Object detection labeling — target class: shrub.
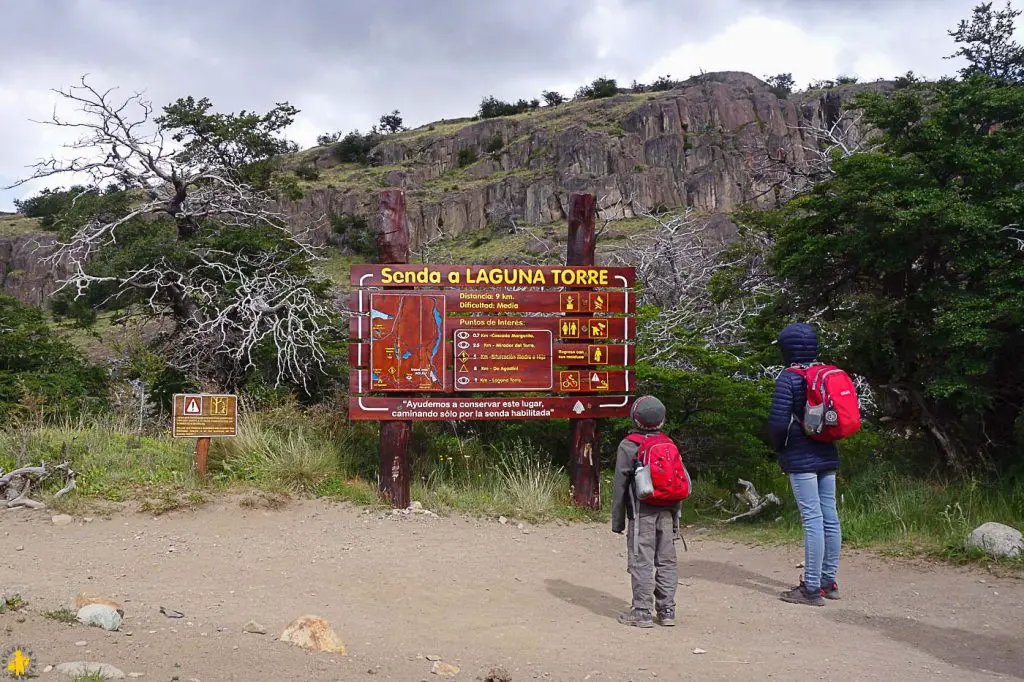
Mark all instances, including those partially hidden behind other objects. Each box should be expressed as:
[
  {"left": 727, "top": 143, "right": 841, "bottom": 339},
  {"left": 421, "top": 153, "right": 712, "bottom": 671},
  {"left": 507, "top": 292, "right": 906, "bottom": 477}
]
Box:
[
  {"left": 765, "top": 73, "right": 795, "bottom": 98},
  {"left": 294, "top": 164, "right": 319, "bottom": 180},
  {"left": 317, "top": 131, "right": 342, "bottom": 146},
  {"left": 836, "top": 74, "right": 859, "bottom": 85},
  {"left": 329, "top": 212, "right": 376, "bottom": 259},
  {"left": 457, "top": 148, "right": 478, "bottom": 167},
  {"left": 334, "top": 129, "right": 381, "bottom": 164},
  {"left": 479, "top": 96, "right": 539, "bottom": 119},
  {"left": 485, "top": 135, "right": 504, "bottom": 154},
  {"left": 649, "top": 75, "right": 677, "bottom": 92},
  {"left": 0, "top": 294, "right": 108, "bottom": 422}
]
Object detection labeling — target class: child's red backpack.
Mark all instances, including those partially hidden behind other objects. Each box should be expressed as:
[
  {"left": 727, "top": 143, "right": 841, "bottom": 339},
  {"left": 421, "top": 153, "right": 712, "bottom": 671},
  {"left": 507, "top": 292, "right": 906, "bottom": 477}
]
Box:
[
  {"left": 785, "top": 364, "right": 862, "bottom": 442},
  {"left": 626, "top": 432, "right": 691, "bottom": 505}
]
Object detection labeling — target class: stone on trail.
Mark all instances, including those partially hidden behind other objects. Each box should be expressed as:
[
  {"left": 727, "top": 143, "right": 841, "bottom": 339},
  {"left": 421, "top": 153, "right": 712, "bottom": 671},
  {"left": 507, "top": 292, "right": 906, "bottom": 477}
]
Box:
[
  {"left": 279, "top": 614, "right": 346, "bottom": 654},
  {"left": 56, "top": 661, "right": 126, "bottom": 679},
  {"left": 431, "top": 661, "right": 460, "bottom": 677},
  {"left": 243, "top": 619, "right": 267, "bottom": 634},
  {"left": 76, "top": 591, "right": 125, "bottom": 616},
  {"left": 485, "top": 666, "right": 512, "bottom": 682},
  {"left": 966, "top": 522, "right": 1024, "bottom": 559},
  {"left": 52, "top": 514, "right": 74, "bottom": 526},
  {"left": 77, "top": 603, "right": 122, "bottom": 631}
]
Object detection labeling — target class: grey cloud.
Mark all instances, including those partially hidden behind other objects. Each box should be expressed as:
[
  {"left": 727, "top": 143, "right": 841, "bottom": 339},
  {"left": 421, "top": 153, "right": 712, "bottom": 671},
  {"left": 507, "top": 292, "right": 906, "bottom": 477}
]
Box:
[{"left": 0, "top": 0, "right": 982, "bottom": 209}]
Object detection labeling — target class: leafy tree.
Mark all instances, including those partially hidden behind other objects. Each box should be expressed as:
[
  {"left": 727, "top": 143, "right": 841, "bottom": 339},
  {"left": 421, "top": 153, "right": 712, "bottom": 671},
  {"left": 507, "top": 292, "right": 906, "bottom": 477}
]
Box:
[
  {"left": 541, "top": 90, "right": 565, "bottom": 107},
  {"left": 157, "top": 96, "right": 299, "bottom": 191},
  {"left": 835, "top": 74, "right": 859, "bottom": 85},
  {"left": 0, "top": 294, "right": 108, "bottom": 421},
  {"left": 5, "top": 77, "right": 339, "bottom": 394},
  {"left": 766, "top": 71, "right": 1024, "bottom": 473},
  {"left": 575, "top": 77, "right": 619, "bottom": 100},
  {"left": 765, "top": 73, "right": 796, "bottom": 98},
  {"left": 946, "top": 0, "right": 1024, "bottom": 81},
  {"left": 317, "top": 131, "right": 342, "bottom": 146},
  {"left": 378, "top": 109, "right": 407, "bottom": 134},
  {"left": 648, "top": 75, "right": 677, "bottom": 92}
]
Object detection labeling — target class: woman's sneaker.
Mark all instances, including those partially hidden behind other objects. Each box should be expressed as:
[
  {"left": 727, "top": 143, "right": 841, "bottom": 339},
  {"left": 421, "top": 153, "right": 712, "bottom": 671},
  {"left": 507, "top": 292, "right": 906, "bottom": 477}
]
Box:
[
  {"left": 821, "top": 580, "right": 840, "bottom": 600},
  {"left": 779, "top": 584, "right": 825, "bottom": 606},
  {"left": 617, "top": 609, "right": 654, "bottom": 628},
  {"left": 655, "top": 609, "right": 676, "bottom": 627}
]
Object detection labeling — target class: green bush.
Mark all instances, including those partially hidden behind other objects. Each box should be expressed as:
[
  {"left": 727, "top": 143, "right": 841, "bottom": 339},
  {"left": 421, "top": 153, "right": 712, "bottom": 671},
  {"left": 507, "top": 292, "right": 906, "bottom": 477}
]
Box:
[
  {"left": 0, "top": 295, "right": 108, "bottom": 422},
  {"left": 478, "top": 96, "right": 539, "bottom": 119},
  {"left": 334, "top": 129, "right": 381, "bottom": 164},
  {"left": 329, "top": 212, "right": 376, "bottom": 259},
  {"left": 575, "top": 77, "right": 619, "bottom": 100},
  {"left": 294, "top": 164, "right": 319, "bottom": 180},
  {"left": 457, "top": 148, "right": 478, "bottom": 167}
]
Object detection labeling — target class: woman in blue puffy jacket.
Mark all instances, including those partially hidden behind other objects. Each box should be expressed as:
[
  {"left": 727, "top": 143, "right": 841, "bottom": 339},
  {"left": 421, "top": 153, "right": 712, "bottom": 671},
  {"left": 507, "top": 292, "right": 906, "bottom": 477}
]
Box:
[{"left": 767, "top": 322, "right": 842, "bottom": 606}]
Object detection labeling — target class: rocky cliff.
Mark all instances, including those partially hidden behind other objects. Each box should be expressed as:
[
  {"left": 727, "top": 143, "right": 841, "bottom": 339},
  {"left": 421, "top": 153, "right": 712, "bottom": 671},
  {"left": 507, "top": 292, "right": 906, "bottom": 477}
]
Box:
[
  {"left": 279, "top": 71, "right": 888, "bottom": 248},
  {"left": 1, "top": 72, "right": 888, "bottom": 305}
]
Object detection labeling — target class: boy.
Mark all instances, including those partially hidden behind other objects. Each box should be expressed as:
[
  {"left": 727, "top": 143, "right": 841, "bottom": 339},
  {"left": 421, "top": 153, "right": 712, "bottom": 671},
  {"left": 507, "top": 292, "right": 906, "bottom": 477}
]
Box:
[{"left": 611, "top": 395, "right": 681, "bottom": 628}]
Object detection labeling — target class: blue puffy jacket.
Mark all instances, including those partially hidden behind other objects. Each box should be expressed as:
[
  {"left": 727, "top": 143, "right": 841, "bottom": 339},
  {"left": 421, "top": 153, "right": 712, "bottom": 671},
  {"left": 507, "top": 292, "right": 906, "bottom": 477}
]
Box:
[{"left": 767, "top": 323, "right": 840, "bottom": 474}]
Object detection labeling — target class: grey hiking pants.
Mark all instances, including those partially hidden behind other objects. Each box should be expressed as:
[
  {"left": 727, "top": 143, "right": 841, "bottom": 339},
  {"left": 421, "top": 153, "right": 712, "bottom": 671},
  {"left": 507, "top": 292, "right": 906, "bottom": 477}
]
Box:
[{"left": 626, "top": 506, "right": 678, "bottom": 613}]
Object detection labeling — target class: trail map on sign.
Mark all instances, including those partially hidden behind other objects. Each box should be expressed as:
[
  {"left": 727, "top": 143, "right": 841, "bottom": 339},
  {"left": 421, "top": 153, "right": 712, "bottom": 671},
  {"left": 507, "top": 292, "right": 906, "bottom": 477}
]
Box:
[{"left": 369, "top": 293, "right": 446, "bottom": 392}]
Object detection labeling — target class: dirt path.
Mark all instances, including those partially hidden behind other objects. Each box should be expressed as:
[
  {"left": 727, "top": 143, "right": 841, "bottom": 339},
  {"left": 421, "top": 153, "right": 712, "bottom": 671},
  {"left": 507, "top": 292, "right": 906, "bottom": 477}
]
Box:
[{"left": 2, "top": 497, "right": 1022, "bottom": 681}]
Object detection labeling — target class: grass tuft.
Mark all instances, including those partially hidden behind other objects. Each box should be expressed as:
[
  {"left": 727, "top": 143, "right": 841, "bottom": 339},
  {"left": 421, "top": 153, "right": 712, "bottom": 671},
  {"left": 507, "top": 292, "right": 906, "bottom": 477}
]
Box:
[{"left": 43, "top": 606, "right": 78, "bottom": 624}]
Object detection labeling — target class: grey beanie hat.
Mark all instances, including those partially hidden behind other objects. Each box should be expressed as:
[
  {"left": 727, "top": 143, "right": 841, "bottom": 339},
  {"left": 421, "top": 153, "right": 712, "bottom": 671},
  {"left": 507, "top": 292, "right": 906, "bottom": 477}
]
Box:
[{"left": 631, "top": 395, "right": 666, "bottom": 430}]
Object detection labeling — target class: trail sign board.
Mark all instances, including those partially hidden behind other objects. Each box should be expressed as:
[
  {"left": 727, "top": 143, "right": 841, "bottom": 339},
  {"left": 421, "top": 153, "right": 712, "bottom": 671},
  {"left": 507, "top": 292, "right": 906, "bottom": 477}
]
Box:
[
  {"left": 172, "top": 394, "right": 238, "bottom": 438},
  {"left": 348, "top": 262, "right": 637, "bottom": 420}
]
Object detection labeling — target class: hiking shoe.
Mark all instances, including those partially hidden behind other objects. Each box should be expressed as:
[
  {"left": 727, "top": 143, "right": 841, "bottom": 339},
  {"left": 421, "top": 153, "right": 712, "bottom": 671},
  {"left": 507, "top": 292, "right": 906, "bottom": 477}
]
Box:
[
  {"left": 655, "top": 610, "right": 676, "bottom": 627},
  {"left": 617, "top": 609, "right": 654, "bottom": 628},
  {"left": 779, "top": 585, "right": 825, "bottom": 607},
  {"left": 821, "top": 580, "right": 840, "bottom": 600}
]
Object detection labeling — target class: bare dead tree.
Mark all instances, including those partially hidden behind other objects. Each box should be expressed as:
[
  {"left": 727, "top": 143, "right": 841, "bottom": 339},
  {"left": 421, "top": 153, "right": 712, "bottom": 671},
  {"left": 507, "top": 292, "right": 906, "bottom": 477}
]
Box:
[
  {"left": 743, "top": 108, "right": 879, "bottom": 205},
  {"left": 0, "top": 442, "right": 77, "bottom": 510},
  {"left": 611, "top": 201, "right": 779, "bottom": 368},
  {"left": 4, "top": 76, "right": 334, "bottom": 390}
]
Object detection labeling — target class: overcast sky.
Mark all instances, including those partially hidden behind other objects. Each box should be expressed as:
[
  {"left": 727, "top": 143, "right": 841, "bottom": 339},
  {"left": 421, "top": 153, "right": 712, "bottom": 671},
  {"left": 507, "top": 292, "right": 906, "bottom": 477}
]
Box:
[{"left": 0, "top": 0, "right": 1008, "bottom": 211}]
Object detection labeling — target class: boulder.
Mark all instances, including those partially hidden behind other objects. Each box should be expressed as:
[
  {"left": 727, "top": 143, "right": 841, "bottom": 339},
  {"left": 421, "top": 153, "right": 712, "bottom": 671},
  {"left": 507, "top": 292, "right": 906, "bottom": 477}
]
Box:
[
  {"left": 966, "top": 522, "right": 1024, "bottom": 559},
  {"left": 431, "top": 661, "right": 460, "bottom": 677},
  {"left": 279, "top": 615, "right": 346, "bottom": 654},
  {"left": 77, "top": 604, "right": 122, "bottom": 631}
]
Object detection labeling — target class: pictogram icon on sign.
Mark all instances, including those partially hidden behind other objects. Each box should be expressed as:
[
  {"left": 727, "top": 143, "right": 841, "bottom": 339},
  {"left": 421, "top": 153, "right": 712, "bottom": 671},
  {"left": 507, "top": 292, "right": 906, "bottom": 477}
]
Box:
[
  {"left": 590, "top": 320, "right": 608, "bottom": 338},
  {"left": 184, "top": 397, "right": 201, "bottom": 415},
  {"left": 589, "top": 293, "right": 605, "bottom": 311},
  {"left": 560, "top": 293, "right": 579, "bottom": 312},
  {"left": 560, "top": 320, "right": 580, "bottom": 338},
  {"left": 589, "top": 345, "right": 609, "bottom": 364},
  {"left": 590, "top": 372, "right": 609, "bottom": 391},
  {"left": 560, "top": 371, "right": 580, "bottom": 390},
  {"left": 572, "top": 400, "right": 586, "bottom": 415}
]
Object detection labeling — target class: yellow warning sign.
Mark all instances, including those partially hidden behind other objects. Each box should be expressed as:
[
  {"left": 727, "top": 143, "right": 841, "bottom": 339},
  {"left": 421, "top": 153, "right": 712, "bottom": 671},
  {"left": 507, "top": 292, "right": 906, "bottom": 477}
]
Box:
[{"left": 172, "top": 394, "right": 238, "bottom": 439}]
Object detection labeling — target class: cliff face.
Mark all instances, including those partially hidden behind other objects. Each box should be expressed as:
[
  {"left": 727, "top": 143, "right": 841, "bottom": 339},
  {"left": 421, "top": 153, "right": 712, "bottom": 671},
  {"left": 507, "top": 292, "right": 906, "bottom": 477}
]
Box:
[
  {"left": 0, "top": 231, "right": 67, "bottom": 307},
  {"left": 279, "top": 72, "right": 887, "bottom": 248}
]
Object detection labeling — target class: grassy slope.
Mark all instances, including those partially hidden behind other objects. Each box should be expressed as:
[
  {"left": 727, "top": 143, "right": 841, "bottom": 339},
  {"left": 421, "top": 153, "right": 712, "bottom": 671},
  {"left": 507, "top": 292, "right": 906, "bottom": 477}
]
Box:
[{"left": 0, "top": 214, "right": 42, "bottom": 236}]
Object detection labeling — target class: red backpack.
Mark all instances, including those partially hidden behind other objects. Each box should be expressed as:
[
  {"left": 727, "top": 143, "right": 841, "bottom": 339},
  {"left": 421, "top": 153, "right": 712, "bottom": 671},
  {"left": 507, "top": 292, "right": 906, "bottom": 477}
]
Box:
[
  {"left": 626, "top": 433, "right": 691, "bottom": 505},
  {"left": 785, "top": 364, "right": 862, "bottom": 442}
]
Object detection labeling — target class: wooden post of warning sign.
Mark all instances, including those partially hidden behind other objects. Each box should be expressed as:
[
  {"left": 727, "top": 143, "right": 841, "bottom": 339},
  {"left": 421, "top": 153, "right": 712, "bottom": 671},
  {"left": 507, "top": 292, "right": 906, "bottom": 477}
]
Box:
[
  {"left": 376, "top": 188, "right": 413, "bottom": 509},
  {"left": 566, "top": 192, "right": 602, "bottom": 509}
]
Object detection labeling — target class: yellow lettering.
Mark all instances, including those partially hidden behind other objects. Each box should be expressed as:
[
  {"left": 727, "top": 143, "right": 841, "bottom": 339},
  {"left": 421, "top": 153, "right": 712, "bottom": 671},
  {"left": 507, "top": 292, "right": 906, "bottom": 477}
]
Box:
[{"left": 380, "top": 267, "right": 394, "bottom": 284}]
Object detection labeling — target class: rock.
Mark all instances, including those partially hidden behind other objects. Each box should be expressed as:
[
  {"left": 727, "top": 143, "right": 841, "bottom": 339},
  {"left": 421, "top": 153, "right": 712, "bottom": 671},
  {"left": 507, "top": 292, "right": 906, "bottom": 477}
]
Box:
[
  {"left": 431, "top": 661, "right": 460, "bottom": 677},
  {"left": 55, "top": 661, "right": 126, "bottom": 679},
  {"left": 692, "top": 648, "right": 707, "bottom": 655},
  {"left": 279, "top": 615, "right": 346, "bottom": 654},
  {"left": 52, "top": 514, "right": 73, "bottom": 526},
  {"left": 498, "top": 516, "right": 508, "bottom": 525},
  {"left": 15, "top": 545, "right": 23, "bottom": 551},
  {"left": 77, "top": 604, "right": 122, "bottom": 631},
  {"left": 966, "top": 522, "right": 1024, "bottom": 559},
  {"left": 44, "top": 666, "right": 53, "bottom": 673},
  {"left": 485, "top": 666, "right": 512, "bottom": 682},
  {"left": 243, "top": 620, "right": 267, "bottom": 634},
  {"left": 426, "top": 655, "right": 442, "bottom": 661},
  {"left": 410, "top": 501, "right": 423, "bottom": 511},
  {"left": 128, "top": 674, "right": 145, "bottom": 679},
  {"left": 74, "top": 641, "right": 88, "bottom": 647},
  {"left": 76, "top": 592, "right": 125, "bottom": 617}
]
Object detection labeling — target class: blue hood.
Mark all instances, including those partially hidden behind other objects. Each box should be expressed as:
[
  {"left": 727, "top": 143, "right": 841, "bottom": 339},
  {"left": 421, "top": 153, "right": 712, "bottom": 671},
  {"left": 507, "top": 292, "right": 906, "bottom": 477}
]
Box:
[{"left": 777, "top": 323, "right": 818, "bottom": 365}]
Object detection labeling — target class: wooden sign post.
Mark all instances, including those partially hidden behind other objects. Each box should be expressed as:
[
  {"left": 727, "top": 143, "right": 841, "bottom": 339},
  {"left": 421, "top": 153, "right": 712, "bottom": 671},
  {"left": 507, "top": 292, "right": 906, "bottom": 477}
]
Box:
[
  {"left": 171, "top": 393, "right": 238, "bottom": 478},
  {"left": 376, "top": 189, "right": 413, "bottom": 509},
  {"left": 349, "top": 190, "right": 636, "bottom": 510}
]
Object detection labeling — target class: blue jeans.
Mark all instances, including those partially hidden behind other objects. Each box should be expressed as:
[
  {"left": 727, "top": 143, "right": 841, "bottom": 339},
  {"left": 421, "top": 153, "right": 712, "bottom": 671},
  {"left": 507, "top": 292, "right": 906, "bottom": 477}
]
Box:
[{"left": 789, "top": 472, "right": 841, "bottom": 592}]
